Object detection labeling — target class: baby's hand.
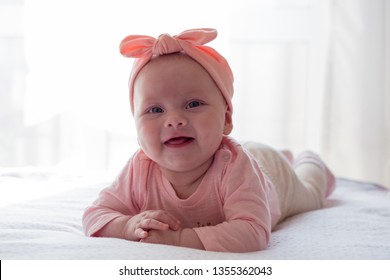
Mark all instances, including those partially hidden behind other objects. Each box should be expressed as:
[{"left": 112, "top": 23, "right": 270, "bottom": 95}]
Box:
[
  {"left": 125, "top": 210, "right": 181, "bottom": 241},
  {"left": 140, "top": 228, "right": 181, "bottom": 246}
]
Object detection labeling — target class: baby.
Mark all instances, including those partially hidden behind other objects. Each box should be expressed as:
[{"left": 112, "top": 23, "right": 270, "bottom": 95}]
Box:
[{"left": 82, "top": 28, "right": 335, "bottom": 252}]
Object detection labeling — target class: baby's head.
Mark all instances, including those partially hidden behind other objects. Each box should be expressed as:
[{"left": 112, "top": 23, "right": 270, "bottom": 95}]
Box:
[
  {"left": 120, "top": 28, "right": 234, "bottom": 116},
  {"left": 120, "top": 29, "right": 234, "bottom": 173}
]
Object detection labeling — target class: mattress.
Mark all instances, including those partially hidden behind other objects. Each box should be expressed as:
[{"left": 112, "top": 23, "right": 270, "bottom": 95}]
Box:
[{"left": 0, "top": 169, "right": 389, "bottom": 260}]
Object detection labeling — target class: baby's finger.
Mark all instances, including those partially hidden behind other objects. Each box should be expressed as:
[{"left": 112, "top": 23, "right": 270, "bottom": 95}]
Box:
[
  {"left": 147, "top": 211, "right": 181, "bottom": 230},
  {"left": 134, "top": 227, "right": 148, "bottom": 239},
  {"left": 140, "top": 218, "right": 169, "bottom": 231}
]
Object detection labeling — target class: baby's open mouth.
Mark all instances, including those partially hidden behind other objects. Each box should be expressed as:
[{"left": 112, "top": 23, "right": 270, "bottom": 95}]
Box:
[{"left": 164, "top": 137, "right": 194, "bottom": 146}]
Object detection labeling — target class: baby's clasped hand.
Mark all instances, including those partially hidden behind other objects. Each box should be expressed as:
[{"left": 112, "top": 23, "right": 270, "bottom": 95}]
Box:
[
  {"left": 125, "top": 210, "right": 181, "bottom": 241},
  {"left": 140, "top": 228, "right": 182, "bottom": 246}
]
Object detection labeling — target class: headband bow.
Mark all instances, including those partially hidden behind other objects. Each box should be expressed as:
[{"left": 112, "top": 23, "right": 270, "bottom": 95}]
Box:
[{"left": 120, "top": 28, "right": 234, "bottom": 115}]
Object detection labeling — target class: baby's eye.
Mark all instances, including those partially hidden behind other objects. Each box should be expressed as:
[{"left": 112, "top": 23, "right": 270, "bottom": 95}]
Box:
[
  {"left": 186, "top": 100, "right": 203, "bottom": 109},
  {"left": 148, "top": 107, "right": 164, "bottom": 114}
]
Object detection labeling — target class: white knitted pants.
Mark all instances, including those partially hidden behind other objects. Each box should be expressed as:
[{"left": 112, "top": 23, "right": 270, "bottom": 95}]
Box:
[{"left": 243, "top": 142, "right": 331, "bottom": 224}]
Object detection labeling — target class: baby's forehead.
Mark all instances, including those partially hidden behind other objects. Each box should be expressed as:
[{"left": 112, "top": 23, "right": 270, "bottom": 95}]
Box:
[
  {"left": 136, "top": 52, "right": 212, "bottom": 84},
  {"left": 134, "top": 52, "right": 224, "bottom": 101}
]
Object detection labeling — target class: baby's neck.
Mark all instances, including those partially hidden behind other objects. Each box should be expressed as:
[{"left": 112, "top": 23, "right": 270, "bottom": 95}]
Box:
[{"left": 160, "top": 157, "right": 214, "bottom": 199}]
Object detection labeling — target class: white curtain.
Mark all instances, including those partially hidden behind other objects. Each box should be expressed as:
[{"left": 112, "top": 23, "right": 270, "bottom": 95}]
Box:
[
  {"left": 324, "top": 0, "right": 389, "bottom": 188},
  {"left": 227, "top": 0, "right": 389, "bottom": 188},
  {"left": 5, "top": 0, "right": 389, "bottom": 187}
]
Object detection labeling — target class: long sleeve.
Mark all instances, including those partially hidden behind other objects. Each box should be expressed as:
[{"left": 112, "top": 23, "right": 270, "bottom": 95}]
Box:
[
  {"left": 82, "top": 152, "right": 147, "bottom": 237},
  {"left": 193, "top": 141, "right": 278, "bottom": 252}
]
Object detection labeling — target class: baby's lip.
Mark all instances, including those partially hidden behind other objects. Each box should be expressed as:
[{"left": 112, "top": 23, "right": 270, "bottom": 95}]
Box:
[{"left": 164, "top": 136, "right": 195, "bottom": 146}]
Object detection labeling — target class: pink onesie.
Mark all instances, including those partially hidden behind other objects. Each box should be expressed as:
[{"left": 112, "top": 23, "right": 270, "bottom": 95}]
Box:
[{"left": 82, "top": 136, "right": 281, "bottom": 252}]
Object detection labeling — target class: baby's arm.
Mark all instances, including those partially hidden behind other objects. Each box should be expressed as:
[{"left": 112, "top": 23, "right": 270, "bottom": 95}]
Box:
[
  {"left": 141, "top": 228, "right": 205, "bottom": 250},
  {"left": 95, "top": 210, "right": 181, "bottom": 241},
  {"left": 83, "top": 154, "right": 184, "bottom": 241}
]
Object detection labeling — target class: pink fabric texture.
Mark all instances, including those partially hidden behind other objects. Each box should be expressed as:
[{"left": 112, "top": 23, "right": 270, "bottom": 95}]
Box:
[
  {"left": 119, "top": 28, "right": 234, "bottom": 115},
  {"left": 83, "top": 136, "right": 280, "bottom": 252}
]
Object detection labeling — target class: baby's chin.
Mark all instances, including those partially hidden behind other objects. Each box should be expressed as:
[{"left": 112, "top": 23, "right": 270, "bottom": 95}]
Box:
[{"left": 158, "top": 155, "right": 215, "bottom": 174}]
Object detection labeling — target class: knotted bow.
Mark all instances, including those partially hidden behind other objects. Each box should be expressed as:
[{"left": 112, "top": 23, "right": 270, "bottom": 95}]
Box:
[
  {"left": 120, "top": 28, "right": 234, "bottom": 115},
  {"left": 120, "top": 28, "right": 217, "bottom": 57}
]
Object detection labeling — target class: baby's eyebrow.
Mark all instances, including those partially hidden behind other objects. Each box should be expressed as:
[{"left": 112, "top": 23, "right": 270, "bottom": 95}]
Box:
[{"left": 136, "top": 95, "right": 163, "bottom": 105}]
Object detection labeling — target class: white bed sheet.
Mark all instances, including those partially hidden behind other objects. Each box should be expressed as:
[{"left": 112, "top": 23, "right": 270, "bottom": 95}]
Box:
[{"left": 0, "top": 173, "right": 389, "bottom": 260}]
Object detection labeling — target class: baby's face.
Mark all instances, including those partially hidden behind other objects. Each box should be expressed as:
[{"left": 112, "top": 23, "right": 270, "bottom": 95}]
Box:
[{"left": 133, "top": 54, "right": 232, "bottom": 174}]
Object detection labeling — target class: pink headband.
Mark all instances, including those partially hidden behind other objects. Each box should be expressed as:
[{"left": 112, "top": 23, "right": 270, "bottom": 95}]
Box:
[{"left": 119, "top": 28, "right": 234, "bottom": 115}]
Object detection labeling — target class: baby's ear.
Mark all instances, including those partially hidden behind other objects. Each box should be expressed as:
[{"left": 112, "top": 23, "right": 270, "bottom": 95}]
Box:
[{"left": 223, "top": 108, "right": 233, "bottom": 135}]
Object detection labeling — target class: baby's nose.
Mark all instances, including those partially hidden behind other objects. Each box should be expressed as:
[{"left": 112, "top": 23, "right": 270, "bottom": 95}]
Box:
[{"left": 164, "top": 112, "right": 188, "bottom": 128}]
